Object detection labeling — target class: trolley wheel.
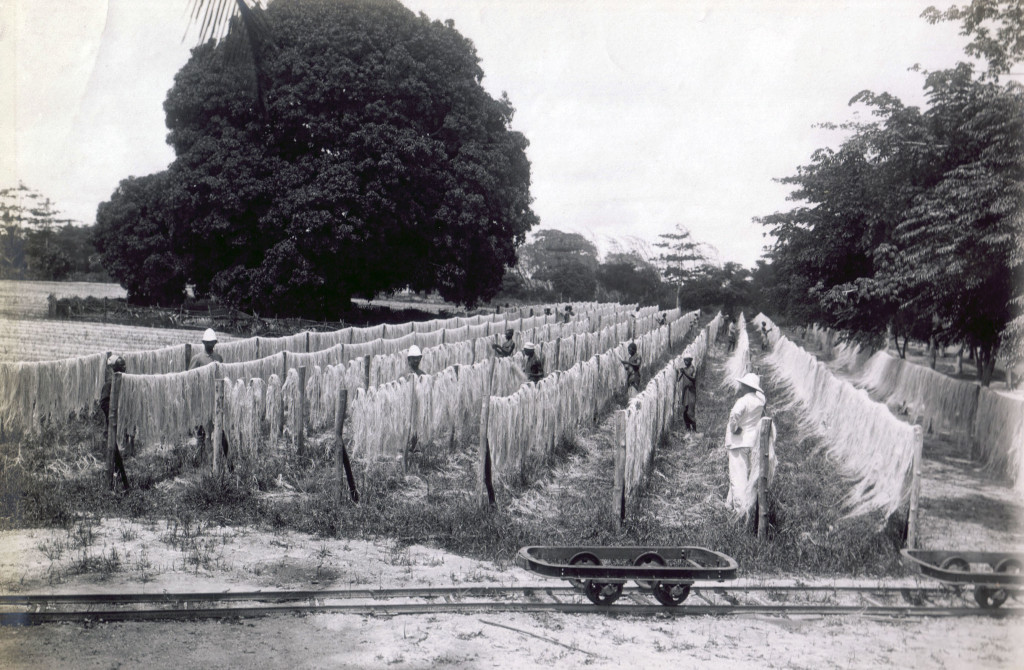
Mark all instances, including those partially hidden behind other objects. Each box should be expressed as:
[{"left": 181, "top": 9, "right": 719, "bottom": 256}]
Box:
[
  {"left": 584, "top": 579, "right": 623, "bottom": 606},
  {"left": 652, "top": 582, "right": 692, "bottom": 607},
  {"left": 567, "top": 552, "right": 601, "bottom": 593},
  {"left": 632, "top": 552, "right": 666, "bottom": 592},
  {"left": 987, "top": 558, "right": 1023, "bottom": 606},
  {"left": 940, "top": 556, "right": 970, "bottom": 573},
  {"left": 974, "top": 585, "right": 1008, "bottom": 609}
]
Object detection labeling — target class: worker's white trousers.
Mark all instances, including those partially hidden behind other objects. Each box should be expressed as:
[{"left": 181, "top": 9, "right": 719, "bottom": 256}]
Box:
[{"left": 726, "top": 446, "right": 752, "bottom": 513}]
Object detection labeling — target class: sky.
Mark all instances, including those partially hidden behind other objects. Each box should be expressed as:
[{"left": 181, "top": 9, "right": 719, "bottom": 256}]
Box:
[{"left": 1, "top": 0, "right": 969, "bottom": 268}]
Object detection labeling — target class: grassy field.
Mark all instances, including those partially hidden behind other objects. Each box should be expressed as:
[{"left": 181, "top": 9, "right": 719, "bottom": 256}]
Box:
[{"left": 0, "top": 280, "right": 126, "bottom": 319}]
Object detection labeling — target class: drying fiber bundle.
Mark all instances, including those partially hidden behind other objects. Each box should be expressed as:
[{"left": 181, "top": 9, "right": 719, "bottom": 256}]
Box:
[
  {"left": 374, "top": 333, "right": 414, "bottom": 356},
  {"left": 265, "top": 374, "right": 284, "bottom": 439},
  {"left": 215, "top": 338, "right": 259, "bottom": 364},
  {"left": 369, "top": 352, "right": 407, "bottom": 388},
  {"left": 445, "top": 325, "right": 470, "bottom": 344},
  {"left": 885, "top": 360, "right": 980, "bottom": 436},
  {"left": 411, "top": 373, "right": 435, "bottom": 446},
  {"left": 115, "top": 363, "right": 218, "bottom": 449},
  {"left": 258, "top": 333, "right": 309, "bottom": 355},
  {"left": 220, "top": 353, "right": 287, "bottom": 385},
  {"left": 491, "top": 356, "right": 527, "bottom": 397},
  {"left": 342, "top": 341, "right": 379, "bottom": 362},
  {"left": 721, "top": 313, "right": 751, "bottom": 391},
  {"left": 830, "top": 342, "right": 863, "bottom": 372},
  {"left": 413, "top": 318, "right": 442, "bottom": 334},
  {"left": 473, "top": 337, "right": 494, "bottom": 363},
  {"left": 308, "top": 328, "right": 351, "bottom": 351},
  {"left": 123, "top": 345, "right": 189, "bottom": 375},
  {"left": 972, "top": 389, "right": 1024, "bottom": 489},
  {"left": 853, "top": 351, "right": 905, "bottom": 400},
  {"left": 338, "top": 357, "right": 368, "bottom": 398},
  {"left": 752, "top": 313, "right": 781, "bottom": 350},
  {"left": 385, "top": 321, "right": 415, "bottom": 338},
  {"left": 223, "top": 378, "right": 266, "bottom": 466},
  {"left": 350, "top": 324, "right": 385, "bottom": 344},
  {"left": 280, "top": 368, "right": 302, "bottom": 446},
  {"left": 766, "top": 336, "right": 917, "bottom": 517},
  {"left": 468, "top": 322, "right": 490, "bottom": 341},
  {"left": 427, "top": 366, "right": 460, "bottom": 447},
  {"left": 487, "top": 391, "right": 526, "bottom": 482},
  {"left": 303, "top": 365, "right": 329, "bottom": 432},
  {"left": 350, "top": 378, "right": 411, "bottom": 460},
  {"left": 288, "top": 344, "right": 345, "bottom": 370},
  {"left": 557, "top": 336, "right": 577, "bottom": 370},
  {"left": 0, "top": 352, "right": 107, "bottom": 437},
  {"left": 416, "top": 329, "right": 445, "bottom": 349}
]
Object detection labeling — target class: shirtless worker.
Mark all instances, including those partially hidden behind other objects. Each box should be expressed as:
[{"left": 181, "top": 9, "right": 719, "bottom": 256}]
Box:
[
  {"left": 675, "top": 355, "right": 697, "bottom": 431},
  {"left": 491, "top": 329, "right": 516, "bottom": 358},
  {"left": 620, "top": 343, "right": 642, "bottom": 397},
  {"left": 522, "top": 342, "right": 545, "bottom": 383}
]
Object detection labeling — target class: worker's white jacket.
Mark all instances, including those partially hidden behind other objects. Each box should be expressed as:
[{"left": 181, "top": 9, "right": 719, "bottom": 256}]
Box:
[{"left": 725, "top": 391, "right": 766, "bottom": 450}]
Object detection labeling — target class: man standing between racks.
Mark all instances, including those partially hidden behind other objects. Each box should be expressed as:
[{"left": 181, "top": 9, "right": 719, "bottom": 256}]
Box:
[
  {"left": 676, "top": 355, "right": 697, "bottom": 431},
  {"left": 405, "top": 345, "right": 425, "bottom": 378},
  {"left": 189, "top": 328, "right": 224, "bottom": 369},
  {"left": 491, "top": 329, "right": 516, "bottom": 357},
  {"left": 620, "top": 342, "right": 642, "bottom": 398},
  {"left": 522, "top": 342, "right": 545, "bottom": 383},
  {"left": 725, "top": 373, "right": 765, "bottom": 515}
]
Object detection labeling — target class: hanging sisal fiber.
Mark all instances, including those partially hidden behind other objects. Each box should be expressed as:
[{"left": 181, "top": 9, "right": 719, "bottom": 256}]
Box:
[
  {"left": 721, "top": 313, "right": 751, "bottom": 391},
  {"left": 0, "top": 352, "right": 107, "bottom": 438},
  {"left": 350, "top": 378, "right": 411, "bottom": 460},
  {"left": 766, "top": 335, "right": 917, "bottom": 517},
  {"left": 350, "top": 324, "right": 386, "bottom": 344},
  {"left": 342, "top": 340, "right": 379, "bottom": 362},
  {"left": 123, "top": 345, "right": 188, "bottom": 375},
  {"left": 853, "top": 351, "right": 906, "bottom": 401},
  {"left": 752, "top": 313, "right": 781, "bottom": 350},
  {"left": 257, "top": 332, "right": 309, "bottom": 355},
  {"left": 308, "top": 328, "right": 351, "bottom": 351},
  {"left": 115, "top": 363, "right": 219, "bottom": 450},
  {"left": 287, "top": 343, "right": 345, "bottom": 370},
  {"left": 223, "top": 378, "right": 268, "bottom": 467},
  {"left": 265, "top": 373, "right": 284, "bottom": 439},
  {"left": 415, "top": 329, "right": 445, "bottom": 349},
  {"left": 883, "top": 359, "right": 980, "bottom": 437},
  {"left": 384, "top": 321, "right": 415, "bottom": 338},
  {"left": 220, "top": 353, "right": 286, "bottom": 385},
  {"left": 281, "top": 368, "right": 301, "bottom": 446},
  {"left": 972, "top": 389, "right": 1024, "bottom": 490},
  {"left": 370, "top": 352, "right": 409, "bottom": 388},
  {"left": 214, "top": 338, "right": 260, "bottom": 364}
]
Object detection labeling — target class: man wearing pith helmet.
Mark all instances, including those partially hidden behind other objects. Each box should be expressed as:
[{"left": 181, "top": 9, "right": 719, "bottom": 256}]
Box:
[
  {"left": 725, "top": 372, "right": 766, "bottom": 514},
  {"left": 522, "top": 342, "right": 545, "bottom": 383},
  {"left": 405, "top": 344, "right": 425, "bottom": 378},
  {"left": 189, "top": 328, "right": 224, "bottom": 369}
]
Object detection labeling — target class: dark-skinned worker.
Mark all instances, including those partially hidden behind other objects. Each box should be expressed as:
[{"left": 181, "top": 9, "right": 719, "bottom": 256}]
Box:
[
  {"left": 491, "top": 329, "right": 516, "bottom": 357},
  {"left": 405, "top": 345, "right": 425, "bottom": 378},
  {"left": 189, "top": 328, "right": 224, "bottom": 369},
  {"left": 100, "top": 354, "right": 130, "bottom": 490},
  {"left": 522, "top": 342, "right": 545, "bottom": 383},
  {"left": 676, "top": 355, "right": 697, "bottom": 431},
  {"left": 563, "top": 305, "right": 573, "bottom": 324},
  {"left": 620, "top": 342, "right": 642, "bottom": 397},
  {"left": 190, "top": 328, "right": 227, "bottom": 464}
]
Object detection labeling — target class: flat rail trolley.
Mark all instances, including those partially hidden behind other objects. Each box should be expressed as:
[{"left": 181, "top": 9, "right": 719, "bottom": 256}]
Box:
[
  {"left": 902, "top": 549, "right": 1023, "bottom": 608},
  {"left": 516, "top": 546, "right": 738, "bottom": 606}
]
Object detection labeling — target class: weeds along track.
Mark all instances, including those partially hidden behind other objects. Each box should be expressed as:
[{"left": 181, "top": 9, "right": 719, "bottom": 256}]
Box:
[{"left": 3, "top": 583, "right": 1019, "bottom": 624}]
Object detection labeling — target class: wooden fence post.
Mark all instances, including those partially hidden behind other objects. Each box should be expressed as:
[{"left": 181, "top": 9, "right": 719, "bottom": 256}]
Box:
[
  {"left": 477, "top": 357, "right": 496, "bottom": 506},
  {"left": 282, "top": 350, "right": 288, "bottom": 381},
  {"left": 757, "top": 417, "right": 772, "bottom": 540},
  {"left": 553, "top": 337, "right": 561, "bottom": 372},
  {"left": 212, "top": 378, "right": 224, "bottom": 474},
  {"left": 335, "top": 389, "right": 357, "bottom": 503},
  {"left": 405, "top": 378, "right": 418, "bottom": 472},
  {"left": 106, "top": 372, "right": 122, "bottom": 490},
  {"left": 184, "top": 343, "right": 192, "bottom": 370},
  {"left": 612, "top": 410, "right": 626, "bottom": 528},
  {"left": 255, "top": 337, "right": 260, "bottom": 359},
  {"left": 363, "top": 355, "right": 372, "bottom": 390},
  {"left": 906, "top": 425, "right": 925, "bottom": 549},
  {"left": 305, "top": 332, "right": 310, "bottom": 353}
]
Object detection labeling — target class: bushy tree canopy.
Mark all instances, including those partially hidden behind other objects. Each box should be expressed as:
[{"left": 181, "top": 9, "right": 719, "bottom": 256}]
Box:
[{"left": 96, "top": 0, "right": 537, "bottom": 317}]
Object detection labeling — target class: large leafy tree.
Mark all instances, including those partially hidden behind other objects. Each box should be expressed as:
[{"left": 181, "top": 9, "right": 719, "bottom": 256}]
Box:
[
  {"left": 94, "top": 172, "right": 188, "bottom": 305},
  {"left": 98, "top": 0, "right": 537, "bottom": 317},
  {"left": 514, "top": 229, "right": 598, "bottom": 300}
]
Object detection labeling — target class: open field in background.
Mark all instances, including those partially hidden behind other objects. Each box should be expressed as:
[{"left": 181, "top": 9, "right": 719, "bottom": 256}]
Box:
[
  {"left": 0, "top": 281, "right": 127, "bottom": 319},
  {"left": 0, "top": 319, "right": 238, "bottom": 363}
]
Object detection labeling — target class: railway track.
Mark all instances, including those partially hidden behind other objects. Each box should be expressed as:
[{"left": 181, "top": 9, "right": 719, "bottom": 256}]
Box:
[{"left": 3, "top": 584, "right": 1020, "bottom": 625}]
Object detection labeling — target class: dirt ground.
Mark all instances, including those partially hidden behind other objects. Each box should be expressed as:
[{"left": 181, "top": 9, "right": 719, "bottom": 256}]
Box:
[{"left": 1, "top": 520, "right": 1023, "bottom": 670}]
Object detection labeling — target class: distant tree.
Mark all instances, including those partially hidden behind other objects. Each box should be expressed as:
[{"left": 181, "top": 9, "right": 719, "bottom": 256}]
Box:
[
  {"left": 597, "top": 252, "right": 667, "bottom": 306},
  {"left": 93, "top": 172, "right": 187, "bottom": 305},
  {"left": 655, "top": 224, "right": 711, "bottom": 309},
  {"left": 97, "top": 0, "right": 537, "bottom": 318}
]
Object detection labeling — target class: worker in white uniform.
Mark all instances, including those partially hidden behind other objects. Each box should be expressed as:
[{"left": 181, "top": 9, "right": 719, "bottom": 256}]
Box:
[{"left": 725, "top": 372, "right": 766, "bottom": 514}]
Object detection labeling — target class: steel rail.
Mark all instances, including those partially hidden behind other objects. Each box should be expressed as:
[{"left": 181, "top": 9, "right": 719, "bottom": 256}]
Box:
[
  {"left": 2, "top": 601, "right": 1021, "bottom": 625},
  {"left": 0, "top": 584, "right": 957, "bottom": 606}
]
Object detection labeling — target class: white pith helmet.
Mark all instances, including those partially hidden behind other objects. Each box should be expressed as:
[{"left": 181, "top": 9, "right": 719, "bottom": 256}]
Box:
[
  {"left": 202, "top": 328, "right": 217, "bottom": 342},
  {"left": 407, "top": 345, "right": 422, "bottom": 357},
  {"left": 736, "top": 372, "right": 763, "bottom": 394},
  {"left": 523, "top": 342, "right": 535, "bottom": 351}
]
